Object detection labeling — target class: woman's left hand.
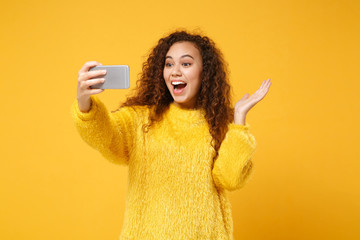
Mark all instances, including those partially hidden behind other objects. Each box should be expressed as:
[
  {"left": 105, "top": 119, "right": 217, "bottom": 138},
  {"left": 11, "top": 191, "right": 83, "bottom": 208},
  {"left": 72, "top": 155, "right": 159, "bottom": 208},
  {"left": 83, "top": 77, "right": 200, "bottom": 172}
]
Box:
[{"left": 234, "top": 79, "right": 272, "bottom": 125}]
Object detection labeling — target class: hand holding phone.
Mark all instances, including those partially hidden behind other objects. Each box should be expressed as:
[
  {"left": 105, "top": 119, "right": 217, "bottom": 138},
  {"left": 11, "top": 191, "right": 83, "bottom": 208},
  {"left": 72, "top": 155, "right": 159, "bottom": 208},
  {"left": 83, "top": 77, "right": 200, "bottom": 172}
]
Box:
[
  {"left": 77, "top": 61, "right": 106, "bottom": 112},
  {"left": 89, "top": 65, "right": 130, "bottom": 89}
]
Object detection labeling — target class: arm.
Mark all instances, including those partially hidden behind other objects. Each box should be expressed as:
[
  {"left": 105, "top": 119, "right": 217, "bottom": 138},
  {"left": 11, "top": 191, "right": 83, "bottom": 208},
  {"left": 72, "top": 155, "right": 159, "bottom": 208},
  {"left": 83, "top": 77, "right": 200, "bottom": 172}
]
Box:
[
  {"left": 213, "top": 79, "right": 271, "bottom": 190},
  {"left": 70, "top": 95, "right": 136, "bottom": 165},
  {"left": 212, "top": 123, "right": 257, "bottom": 191}
]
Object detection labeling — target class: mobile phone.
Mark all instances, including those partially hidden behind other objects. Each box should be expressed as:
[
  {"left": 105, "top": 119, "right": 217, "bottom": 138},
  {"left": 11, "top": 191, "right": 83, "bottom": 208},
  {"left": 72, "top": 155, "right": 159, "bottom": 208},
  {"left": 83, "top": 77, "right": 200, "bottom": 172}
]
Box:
[{"left": 89, "top": 65, "right": 130, "bottom": 89}]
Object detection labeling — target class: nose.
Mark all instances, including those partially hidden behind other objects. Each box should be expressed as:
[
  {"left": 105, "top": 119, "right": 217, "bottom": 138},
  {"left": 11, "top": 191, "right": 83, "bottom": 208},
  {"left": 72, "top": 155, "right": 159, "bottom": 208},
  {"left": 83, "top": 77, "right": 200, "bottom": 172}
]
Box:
[{"left": 171, "top": 63, "right": 182, "bottom": 77}]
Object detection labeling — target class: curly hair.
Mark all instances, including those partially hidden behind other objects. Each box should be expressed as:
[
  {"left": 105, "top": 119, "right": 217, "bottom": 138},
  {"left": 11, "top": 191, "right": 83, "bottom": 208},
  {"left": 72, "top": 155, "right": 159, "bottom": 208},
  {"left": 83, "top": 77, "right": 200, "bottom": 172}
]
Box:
[{"left": 113, "top": 30, "right": 234, "bottom": 161}]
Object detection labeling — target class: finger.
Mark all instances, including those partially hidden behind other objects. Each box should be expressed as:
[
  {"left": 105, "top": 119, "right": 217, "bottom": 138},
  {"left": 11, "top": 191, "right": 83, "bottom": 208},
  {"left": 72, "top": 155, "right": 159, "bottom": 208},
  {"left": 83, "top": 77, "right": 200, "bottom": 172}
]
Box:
[
  {"left": 241, "top": 93, "right": 250, "bottom": 100},
  {"left": 78, "top": 78, "right": 104, "bottom": 90},
  {"left": 259, "top": 79, "right": 267, "bottom": 90},
  {"left": 260, "top": 78, "right": 271, "bottom": 90},
  {"left": 88, "top": 89, "right": 105, "bottom": 95},
  {"left": 265, "top": 79, "right": 272, "bottom": 89},
  {"left": 81, "top": 78, "right": 105, "bottom": 89},
  {"left": 78, "top": 61, "right": 102, "bottom": 74},
  {"left": 260, "top": 82, "right": 271, "bottom": 96},
  {"left": 78, "top": 70, "right": 107, "bottom": 82}
]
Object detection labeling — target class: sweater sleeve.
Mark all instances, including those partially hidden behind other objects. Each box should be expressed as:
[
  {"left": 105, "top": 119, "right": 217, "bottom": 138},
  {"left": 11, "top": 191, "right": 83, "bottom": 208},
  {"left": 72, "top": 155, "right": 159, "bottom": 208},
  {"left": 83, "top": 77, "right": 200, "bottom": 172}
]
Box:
[
  {"left": 70, "top": 95, "right": 137, "bottom": 165},
  {"left": 212, "top": 122, "right": 257, "bottom": 191}
]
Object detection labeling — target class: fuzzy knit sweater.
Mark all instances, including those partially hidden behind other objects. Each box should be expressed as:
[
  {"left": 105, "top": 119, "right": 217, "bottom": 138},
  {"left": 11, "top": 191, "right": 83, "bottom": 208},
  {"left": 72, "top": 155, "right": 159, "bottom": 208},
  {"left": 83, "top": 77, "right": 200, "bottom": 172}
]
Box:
[{"left": 71, "top": 95, "right": 257, "bottom": 240}]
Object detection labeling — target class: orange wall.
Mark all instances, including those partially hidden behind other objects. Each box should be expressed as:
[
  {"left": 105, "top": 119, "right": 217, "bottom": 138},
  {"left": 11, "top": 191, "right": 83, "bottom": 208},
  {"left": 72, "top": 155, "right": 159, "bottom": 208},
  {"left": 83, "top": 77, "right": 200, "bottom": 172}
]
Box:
[{"left": 1, "top": 0, "right": 359, "bottom": 239}]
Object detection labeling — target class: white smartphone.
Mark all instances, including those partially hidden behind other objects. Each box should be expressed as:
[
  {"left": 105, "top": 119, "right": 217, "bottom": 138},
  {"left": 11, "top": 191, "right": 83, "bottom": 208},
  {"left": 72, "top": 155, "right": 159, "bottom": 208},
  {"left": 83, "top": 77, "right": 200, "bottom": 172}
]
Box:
[{"left": 89, "top": 65, "right": 130, "bottom": 89}]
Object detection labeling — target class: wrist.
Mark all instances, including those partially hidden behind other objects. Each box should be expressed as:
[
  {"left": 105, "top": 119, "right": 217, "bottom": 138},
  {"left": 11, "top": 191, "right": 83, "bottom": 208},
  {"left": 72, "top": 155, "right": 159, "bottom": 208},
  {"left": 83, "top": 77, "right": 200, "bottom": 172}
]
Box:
[
  {"left": 234, "top": 113, "right": 246, "bottom": 125},
  {"left": 77, "top": 96, "right": 92, "bottom": 113}
]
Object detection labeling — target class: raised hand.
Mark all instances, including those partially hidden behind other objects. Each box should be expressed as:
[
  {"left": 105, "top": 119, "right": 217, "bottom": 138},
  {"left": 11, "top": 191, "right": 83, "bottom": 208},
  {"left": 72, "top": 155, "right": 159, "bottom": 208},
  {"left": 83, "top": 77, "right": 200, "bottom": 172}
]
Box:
[
  {"left": 234, "top": 79, "right": 272, "bottom": 125},
  {"left": 77, "top": 61, "right": 106, "bottom": 112}
]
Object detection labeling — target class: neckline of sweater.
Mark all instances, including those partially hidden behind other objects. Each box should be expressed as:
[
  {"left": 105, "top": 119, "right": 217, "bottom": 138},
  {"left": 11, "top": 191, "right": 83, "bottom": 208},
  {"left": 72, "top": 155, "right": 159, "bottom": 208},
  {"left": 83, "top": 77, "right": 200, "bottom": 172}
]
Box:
[{"left": 166, "top": 103, "right": 206, "bottom": 123}]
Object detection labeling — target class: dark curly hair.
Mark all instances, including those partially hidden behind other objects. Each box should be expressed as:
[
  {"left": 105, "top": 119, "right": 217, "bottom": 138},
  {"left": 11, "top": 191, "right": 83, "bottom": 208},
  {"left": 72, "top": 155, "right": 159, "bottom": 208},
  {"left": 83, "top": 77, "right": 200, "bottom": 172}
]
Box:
[{"left": 113, "top": 30, "right": 234, "bottom": 161}]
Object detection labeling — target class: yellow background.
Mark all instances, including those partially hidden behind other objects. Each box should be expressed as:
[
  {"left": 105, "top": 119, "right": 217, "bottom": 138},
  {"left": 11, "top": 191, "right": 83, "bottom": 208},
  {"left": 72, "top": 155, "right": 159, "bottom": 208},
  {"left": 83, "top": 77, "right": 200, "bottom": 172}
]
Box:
[{"left": 1, "top": 0, "right": 359, "bottom": 239}]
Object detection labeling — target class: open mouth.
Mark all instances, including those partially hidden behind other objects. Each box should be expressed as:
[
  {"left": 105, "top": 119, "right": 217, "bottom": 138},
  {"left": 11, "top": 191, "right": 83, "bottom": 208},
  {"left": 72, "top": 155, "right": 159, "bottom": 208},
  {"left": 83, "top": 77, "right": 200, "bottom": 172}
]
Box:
[{"left": 172, "top": 81, "right": 187, "bottom": 94}]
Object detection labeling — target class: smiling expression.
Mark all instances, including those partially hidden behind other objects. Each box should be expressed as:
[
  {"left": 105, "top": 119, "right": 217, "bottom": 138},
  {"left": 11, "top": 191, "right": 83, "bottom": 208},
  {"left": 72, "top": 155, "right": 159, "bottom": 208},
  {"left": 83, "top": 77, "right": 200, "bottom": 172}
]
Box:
[{"left": 163, "top": 41, "right": 203, "bottom": 109}]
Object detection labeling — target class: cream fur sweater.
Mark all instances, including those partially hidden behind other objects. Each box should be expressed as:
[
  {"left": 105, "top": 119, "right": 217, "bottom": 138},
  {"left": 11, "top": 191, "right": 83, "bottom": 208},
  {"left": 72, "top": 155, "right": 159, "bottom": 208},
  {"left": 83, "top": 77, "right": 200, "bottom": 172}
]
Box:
[{"left": 71, "top": 95, "right": 257, "bottom": 240}]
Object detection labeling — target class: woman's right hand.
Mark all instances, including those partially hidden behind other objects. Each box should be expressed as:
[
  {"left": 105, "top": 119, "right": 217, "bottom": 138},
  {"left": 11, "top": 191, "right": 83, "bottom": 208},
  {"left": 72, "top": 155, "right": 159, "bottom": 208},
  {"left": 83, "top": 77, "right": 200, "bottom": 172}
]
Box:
[{"left": 77, "top": 61, "right": 106, "bottom": 112}]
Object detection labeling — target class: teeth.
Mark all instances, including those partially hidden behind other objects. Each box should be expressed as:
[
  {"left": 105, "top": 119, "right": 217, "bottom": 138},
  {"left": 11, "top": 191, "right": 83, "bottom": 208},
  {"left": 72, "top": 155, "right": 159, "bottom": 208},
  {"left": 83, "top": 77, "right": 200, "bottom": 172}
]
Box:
[{"left": 172, "top": 81, "right": 185, "bottom": 85}]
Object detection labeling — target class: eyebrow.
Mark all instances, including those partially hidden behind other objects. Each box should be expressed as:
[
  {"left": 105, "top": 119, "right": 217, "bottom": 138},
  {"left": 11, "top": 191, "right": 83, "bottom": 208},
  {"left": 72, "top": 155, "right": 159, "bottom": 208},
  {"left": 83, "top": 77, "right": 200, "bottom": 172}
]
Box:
[{"left": 165, "top": 54, "right": 194, "bottom": 59}]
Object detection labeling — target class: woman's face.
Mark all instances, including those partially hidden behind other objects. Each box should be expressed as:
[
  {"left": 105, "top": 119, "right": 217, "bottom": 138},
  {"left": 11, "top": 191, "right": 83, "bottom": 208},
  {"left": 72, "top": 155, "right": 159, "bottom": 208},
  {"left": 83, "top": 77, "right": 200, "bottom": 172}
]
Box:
[{"left": 163, "top": 41, "right": 203, "bottom": 109}]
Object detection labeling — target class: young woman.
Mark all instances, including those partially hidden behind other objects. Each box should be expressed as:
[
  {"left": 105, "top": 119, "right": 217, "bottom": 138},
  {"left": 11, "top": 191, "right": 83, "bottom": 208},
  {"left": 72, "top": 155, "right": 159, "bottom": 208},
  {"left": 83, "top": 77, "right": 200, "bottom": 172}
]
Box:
[{"left": 72, "top": 31, "right": 271, "bottom": 240}]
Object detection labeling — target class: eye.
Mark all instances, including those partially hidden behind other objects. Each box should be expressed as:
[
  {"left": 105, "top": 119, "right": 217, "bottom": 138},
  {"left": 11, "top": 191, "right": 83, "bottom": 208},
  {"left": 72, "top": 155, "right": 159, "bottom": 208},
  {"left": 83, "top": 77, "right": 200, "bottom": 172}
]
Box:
[
  {"left": 165, "top": 62, "right": 173, "bottom": 67},
  {"left": 183, "top": 63, "right": 192, "bottom": 67}
]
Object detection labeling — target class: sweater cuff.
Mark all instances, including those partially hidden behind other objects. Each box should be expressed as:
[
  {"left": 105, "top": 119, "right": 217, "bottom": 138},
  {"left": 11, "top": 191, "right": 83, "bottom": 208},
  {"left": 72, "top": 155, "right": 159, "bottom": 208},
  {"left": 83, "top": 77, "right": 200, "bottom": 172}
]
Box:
[
  {"left": 72, "top": 95, "right": 101, "bottom": 121},
  {"left": 228, "top": 122, "right": 251, "bottom": 131}
]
